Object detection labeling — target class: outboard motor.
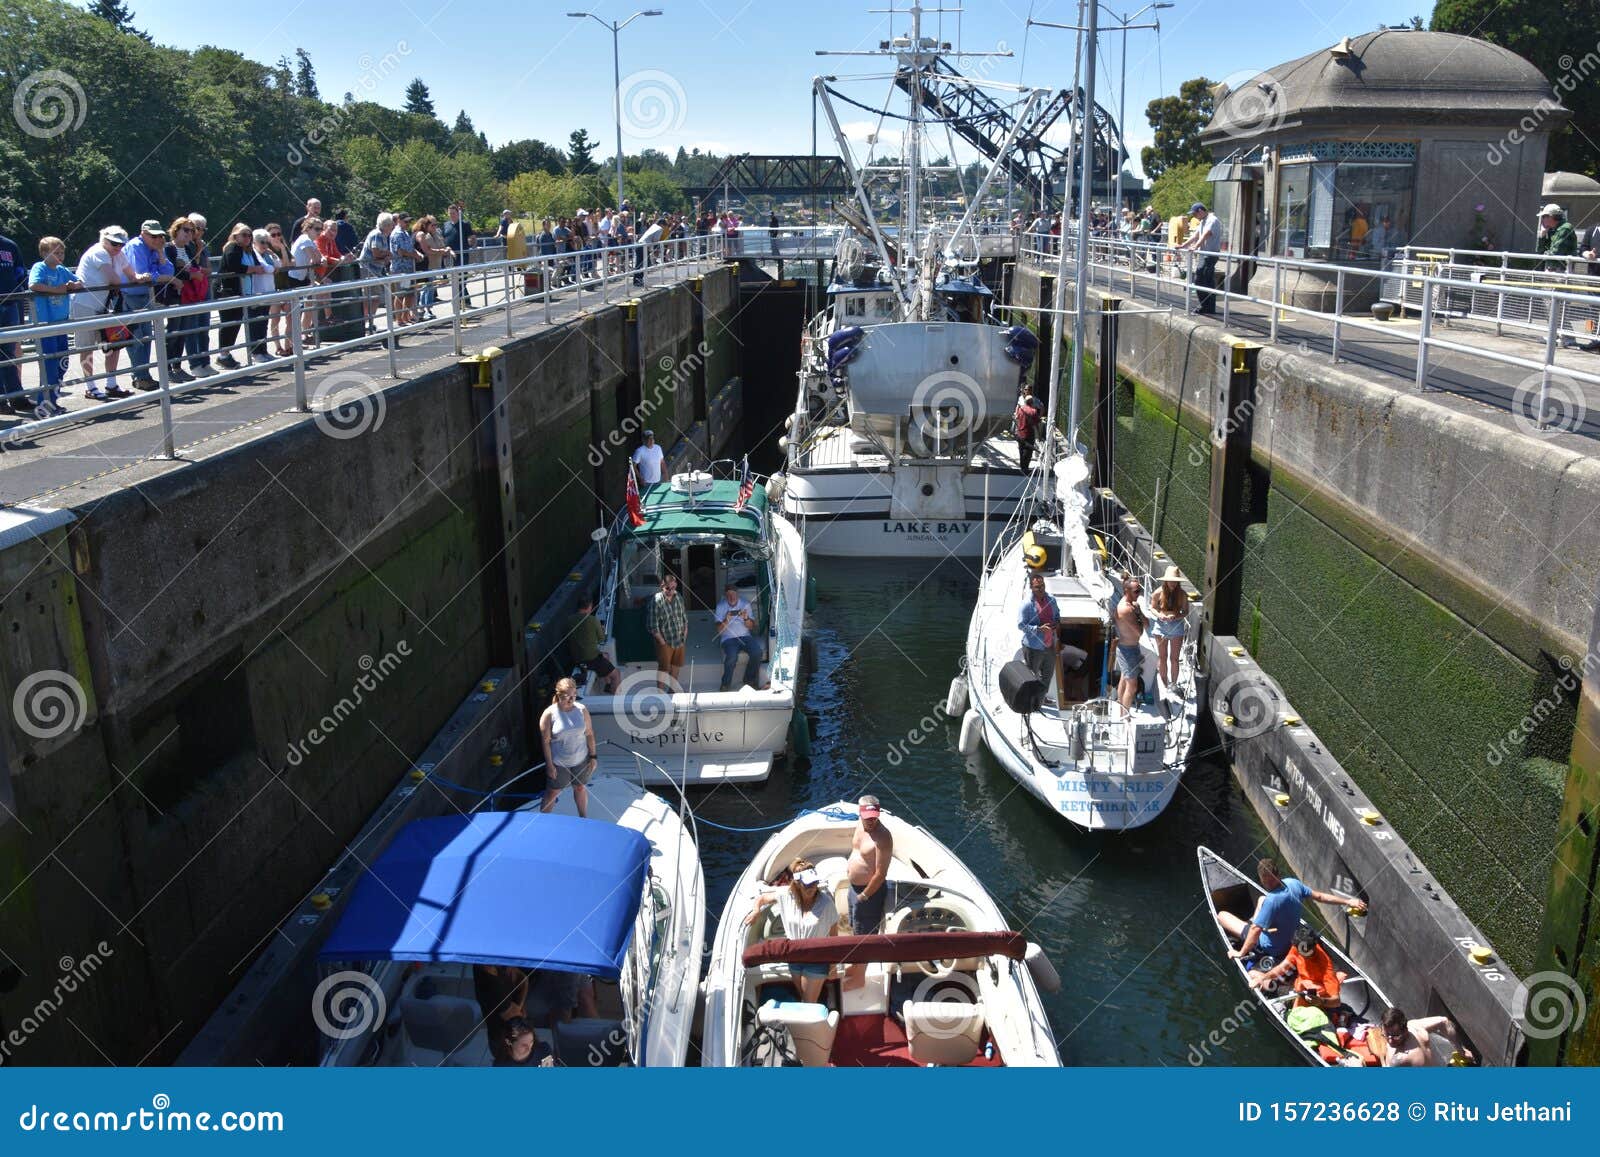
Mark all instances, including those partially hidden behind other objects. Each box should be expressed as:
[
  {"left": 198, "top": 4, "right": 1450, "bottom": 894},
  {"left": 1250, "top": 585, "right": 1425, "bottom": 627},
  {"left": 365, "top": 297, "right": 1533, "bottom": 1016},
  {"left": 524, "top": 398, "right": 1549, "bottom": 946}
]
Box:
[{"left": 999, "top": 660, "right": 1046, "bottom": 714}]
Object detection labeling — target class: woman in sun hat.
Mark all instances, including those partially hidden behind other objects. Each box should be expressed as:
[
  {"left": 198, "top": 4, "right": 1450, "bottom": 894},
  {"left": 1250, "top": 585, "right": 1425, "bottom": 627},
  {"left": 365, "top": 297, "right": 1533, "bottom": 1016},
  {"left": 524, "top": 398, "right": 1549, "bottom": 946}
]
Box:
[{"left": 1149, "top": 564, "right": 1190, "bottom": 688}]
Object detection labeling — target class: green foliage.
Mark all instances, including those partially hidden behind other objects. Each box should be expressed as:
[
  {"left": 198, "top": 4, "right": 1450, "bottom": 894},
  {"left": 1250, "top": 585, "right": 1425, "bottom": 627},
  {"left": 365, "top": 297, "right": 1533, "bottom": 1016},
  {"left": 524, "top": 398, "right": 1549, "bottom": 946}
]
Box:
[
  {"left": 621, "top": 168, "right": 688, "bottom": 214},
  {"left": 1431, "top": 0, "right": 1597, "bottom": 176},
  {"left": 492, "top": 138, "right": 566, "bottom": 181},
  {"left": 1142, "top": 77, "right": 1215, "bottom": 181},
  {"left": 1147, "top": 160, "right": 1212, "bottom": 221},
  {"left": 293, "top": 47, "right": 317, "bottom": 100},
  {"left": 403, "top": 77, "right": 435, "bottom": 118},
  {"left": 88, "top": 0, "right": 147, "bottom": 40},
  {"left": 504, "top": 171, "right": 608, "bottom": 220},
  {"left": 567, "top": 128, "right": 598, "bottom": 176}
]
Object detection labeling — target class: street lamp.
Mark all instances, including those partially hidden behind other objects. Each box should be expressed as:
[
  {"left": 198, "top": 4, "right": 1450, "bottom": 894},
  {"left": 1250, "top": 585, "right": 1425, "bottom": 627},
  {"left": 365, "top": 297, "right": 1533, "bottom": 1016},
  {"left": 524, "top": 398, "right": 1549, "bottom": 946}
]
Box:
[
  {"left": 1106, "top": 3, "right": 1172, "bottom": 213},
  {"left": 568, "top": 9, "right": 664, "bottom": 212}
]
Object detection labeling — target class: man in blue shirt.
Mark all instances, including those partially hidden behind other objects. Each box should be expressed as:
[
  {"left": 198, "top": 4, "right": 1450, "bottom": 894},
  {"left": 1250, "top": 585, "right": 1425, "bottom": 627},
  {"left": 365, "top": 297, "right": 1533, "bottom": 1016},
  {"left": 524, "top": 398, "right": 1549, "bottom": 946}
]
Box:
[
  {"left": 1017, "top": 567, "right": 1060, "bottom": 684},
  {"left": 1219, "top": 858, "right": 1367, "bottom": 962},
  {"left": 121, "top": 220, "right": 176, "bottom": 389}
]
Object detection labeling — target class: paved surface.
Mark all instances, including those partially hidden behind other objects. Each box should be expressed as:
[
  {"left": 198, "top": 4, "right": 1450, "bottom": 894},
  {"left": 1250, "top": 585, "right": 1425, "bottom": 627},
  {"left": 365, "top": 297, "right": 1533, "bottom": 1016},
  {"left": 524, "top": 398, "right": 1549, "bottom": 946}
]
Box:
[
  {"left": 0, "top": 267, "right": 700, "bottom": 507},
  {"left": 1057, "top": 258, "right": 1600, "bottom": 453}
]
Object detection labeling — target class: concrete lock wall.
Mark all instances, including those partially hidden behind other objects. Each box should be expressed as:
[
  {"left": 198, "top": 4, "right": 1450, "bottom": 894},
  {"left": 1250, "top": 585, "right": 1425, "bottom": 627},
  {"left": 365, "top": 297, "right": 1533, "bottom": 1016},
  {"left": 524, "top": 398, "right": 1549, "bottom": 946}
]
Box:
[
  {"left": 0, "top": 266, "right": 732, "bottom": 1064},
  {"left": 1010, "top": 262, "right": 1597, "bottom": 984}
]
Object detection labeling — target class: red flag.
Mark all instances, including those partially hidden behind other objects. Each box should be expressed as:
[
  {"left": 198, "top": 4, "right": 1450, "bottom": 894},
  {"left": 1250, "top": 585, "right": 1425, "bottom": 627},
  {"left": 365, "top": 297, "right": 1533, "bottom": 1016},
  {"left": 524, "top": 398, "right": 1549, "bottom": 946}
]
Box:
[
  {"left": 734, "top": 456, "right": 754, "bottom": 512},
  {"left": 626, "top": 464, "right": 646, "bottom": 528}
]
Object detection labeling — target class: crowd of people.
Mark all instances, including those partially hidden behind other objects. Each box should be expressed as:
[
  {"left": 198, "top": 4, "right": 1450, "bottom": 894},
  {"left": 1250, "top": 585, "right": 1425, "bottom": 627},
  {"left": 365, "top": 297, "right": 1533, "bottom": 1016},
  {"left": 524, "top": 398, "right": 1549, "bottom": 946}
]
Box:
[{"left": 0, "top": 195, "right": 717, "bottom": 418}]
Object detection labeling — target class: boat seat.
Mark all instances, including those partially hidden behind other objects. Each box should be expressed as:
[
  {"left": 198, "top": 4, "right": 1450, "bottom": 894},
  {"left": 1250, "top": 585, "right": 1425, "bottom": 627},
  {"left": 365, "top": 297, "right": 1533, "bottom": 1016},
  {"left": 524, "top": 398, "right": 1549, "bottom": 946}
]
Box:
[
  {"left": 552, "top": 1017, "right": 630, "bottom": 1067},
  {"left": 902, "top": 1000, "right": 986, "bottom": 1066},
  {"left": 398, "top": 975, "right": 492, "bottom": 1066},
  {"left": 758, "top": 1000, "right": 839, "bottom": 1067}
]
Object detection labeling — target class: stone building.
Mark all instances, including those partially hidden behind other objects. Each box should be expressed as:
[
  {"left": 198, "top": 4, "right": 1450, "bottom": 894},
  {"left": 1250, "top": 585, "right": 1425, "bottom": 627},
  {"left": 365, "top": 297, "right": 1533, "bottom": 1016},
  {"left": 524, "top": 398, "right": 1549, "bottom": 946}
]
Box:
[{"left": 1198, "top": 29, "right": 1566, "bottom": 307}]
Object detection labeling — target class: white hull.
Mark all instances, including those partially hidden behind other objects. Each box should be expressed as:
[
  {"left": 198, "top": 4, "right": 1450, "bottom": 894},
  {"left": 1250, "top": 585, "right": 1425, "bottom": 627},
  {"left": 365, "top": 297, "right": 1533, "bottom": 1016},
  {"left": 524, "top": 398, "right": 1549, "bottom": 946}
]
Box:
[
  {"left": 964, "top": 471, "right": 1199, "bottom": 832},
  {"left": 701, "top": 804, "right": 1060, "bottom": 1067}
]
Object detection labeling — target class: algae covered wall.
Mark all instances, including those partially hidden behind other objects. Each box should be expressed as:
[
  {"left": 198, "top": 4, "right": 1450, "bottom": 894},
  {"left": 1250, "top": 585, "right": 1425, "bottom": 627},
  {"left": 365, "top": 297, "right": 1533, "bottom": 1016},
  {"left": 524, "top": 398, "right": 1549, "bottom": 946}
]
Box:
[{"left": 1105, "top": 346, "right": 1572, "bottom": 977}]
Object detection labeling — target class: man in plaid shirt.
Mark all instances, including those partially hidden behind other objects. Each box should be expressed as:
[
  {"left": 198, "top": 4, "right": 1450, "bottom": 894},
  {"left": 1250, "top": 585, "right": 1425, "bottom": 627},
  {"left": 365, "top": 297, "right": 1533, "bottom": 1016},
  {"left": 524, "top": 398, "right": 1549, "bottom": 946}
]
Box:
[{"left": 647, "top": 573, "right": 688, "bottom": 691}]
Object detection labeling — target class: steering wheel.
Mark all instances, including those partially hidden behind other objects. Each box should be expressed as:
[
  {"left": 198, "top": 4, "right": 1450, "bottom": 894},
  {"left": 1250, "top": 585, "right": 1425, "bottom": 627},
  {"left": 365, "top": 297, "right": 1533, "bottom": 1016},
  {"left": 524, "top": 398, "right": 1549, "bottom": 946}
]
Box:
[{"left": 886, "top": 901, "right": 963, "bottom": 977}]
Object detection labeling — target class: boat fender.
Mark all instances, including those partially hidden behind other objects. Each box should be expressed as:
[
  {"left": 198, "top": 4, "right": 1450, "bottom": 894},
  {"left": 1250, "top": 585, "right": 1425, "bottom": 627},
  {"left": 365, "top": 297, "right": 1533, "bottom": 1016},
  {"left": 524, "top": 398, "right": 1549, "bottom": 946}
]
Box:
[
  {"left": 998, "top": 660, "right": 1046, "bottom": 714},
  {"left": 766, "top": 473, "right": 787, "bottom": 504},
  {"left": 957, "top": 709, "right": 982, "bottom": 756},
  {"left": 946, "top": 674, "right": 969, "bottom": 717},
  {"left": 777, "top": 435, "right": 790, "bottom": 453},
  {"left": 805, "top": 574, "right": 818, "bottom": 613},
  {"left": 799, "top": 635, "right": 817, "bottom": 675},
  {"left": 789, "top": 707, "right": 812, "bottom": 758},
  {"left": 1025, "top": 942, "right": 1061, "bottom": 994},
  {"left": 1069, "top": 716, "right": 1087, "bottom": 762}
]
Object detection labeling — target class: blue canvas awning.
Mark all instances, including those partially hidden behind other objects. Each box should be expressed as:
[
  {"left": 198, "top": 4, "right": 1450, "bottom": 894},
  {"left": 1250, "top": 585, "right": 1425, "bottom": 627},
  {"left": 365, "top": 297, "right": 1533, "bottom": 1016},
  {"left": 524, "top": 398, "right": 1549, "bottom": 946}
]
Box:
[{"left": 319, "top": 812, "right": 650, "bottom": 979}]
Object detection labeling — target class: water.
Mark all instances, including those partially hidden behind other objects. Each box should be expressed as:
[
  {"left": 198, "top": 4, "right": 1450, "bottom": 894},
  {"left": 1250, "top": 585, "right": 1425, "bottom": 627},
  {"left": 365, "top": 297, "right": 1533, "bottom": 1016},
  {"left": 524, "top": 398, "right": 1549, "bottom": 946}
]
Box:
[{"left": 693, "top": 556, "right": 1296, "bottom": 1066}]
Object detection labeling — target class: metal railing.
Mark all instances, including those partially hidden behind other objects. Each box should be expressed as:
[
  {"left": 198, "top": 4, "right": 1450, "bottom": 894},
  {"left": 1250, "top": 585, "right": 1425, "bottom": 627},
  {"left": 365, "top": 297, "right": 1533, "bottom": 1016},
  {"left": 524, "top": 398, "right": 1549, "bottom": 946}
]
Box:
[
  {"left": 0, "top": 235, "right": 724, "bottom": 453},
  {"left": 1018, "top": 235, "right": 1600, "bottom": 433}
]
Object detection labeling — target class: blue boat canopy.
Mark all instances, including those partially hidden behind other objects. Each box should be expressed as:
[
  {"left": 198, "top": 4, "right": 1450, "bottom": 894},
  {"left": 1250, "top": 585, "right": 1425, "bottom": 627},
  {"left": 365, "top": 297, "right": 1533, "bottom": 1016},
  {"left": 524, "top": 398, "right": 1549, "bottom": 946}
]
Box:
[{"left": 319, "top": 812, "right": 650, "bottom": 980}]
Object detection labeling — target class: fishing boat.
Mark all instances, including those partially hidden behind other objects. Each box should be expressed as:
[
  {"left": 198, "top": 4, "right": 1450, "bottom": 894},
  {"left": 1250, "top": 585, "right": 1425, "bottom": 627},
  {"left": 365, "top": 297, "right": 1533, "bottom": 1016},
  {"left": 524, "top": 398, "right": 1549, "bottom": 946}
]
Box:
[
  {"left": 316, "top": 772, "right": 704, "bottom": 1067},
  {"left": 700, "top": 801, "right": 1062, "bottom": 1066},
  {"left": 953, "top": 0, "right": 1196, "bottom": 831},
  {"left": 1198, "top": 846, "right": 1395, "bottom": 1067},
  {"left": 773, "top": 5, "right": 1043, "bottom": 558},
  {"left": 577, "top": 463, "right": 807, "bottom": 787}
]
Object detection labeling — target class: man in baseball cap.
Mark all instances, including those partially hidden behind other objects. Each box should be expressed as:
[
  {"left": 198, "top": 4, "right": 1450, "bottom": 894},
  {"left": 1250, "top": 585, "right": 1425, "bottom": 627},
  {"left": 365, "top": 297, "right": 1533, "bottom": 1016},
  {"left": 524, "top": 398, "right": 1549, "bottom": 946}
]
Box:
[{"left": 845, "top": 793, "right": 892, "bottom": 952}]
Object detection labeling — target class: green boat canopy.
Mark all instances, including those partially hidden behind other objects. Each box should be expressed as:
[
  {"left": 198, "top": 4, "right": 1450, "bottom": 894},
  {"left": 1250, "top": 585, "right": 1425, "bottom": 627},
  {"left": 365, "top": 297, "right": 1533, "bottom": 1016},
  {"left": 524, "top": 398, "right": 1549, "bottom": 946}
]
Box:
[{"left": 626, "top": 478, "right": 767, "bottom": 540}]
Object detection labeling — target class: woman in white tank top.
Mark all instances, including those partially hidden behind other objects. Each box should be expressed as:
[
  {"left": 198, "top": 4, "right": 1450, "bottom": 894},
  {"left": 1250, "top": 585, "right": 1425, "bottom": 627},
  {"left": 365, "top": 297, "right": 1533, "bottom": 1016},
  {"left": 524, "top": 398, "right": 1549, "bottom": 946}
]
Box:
[{"left": 540, "top": 677, "right": 596, "bottom": 817}]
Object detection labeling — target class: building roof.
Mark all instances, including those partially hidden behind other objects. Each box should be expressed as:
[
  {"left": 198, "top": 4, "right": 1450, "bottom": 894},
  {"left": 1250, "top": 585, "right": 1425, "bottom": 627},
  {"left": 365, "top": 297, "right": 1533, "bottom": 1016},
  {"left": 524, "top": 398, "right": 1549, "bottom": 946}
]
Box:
[
  {"left": 1202, "top": 30, "right": 1565, "bottom": 144},
  {"left": 1544, "top": 171, "right": 1600, "bottom": 197}
]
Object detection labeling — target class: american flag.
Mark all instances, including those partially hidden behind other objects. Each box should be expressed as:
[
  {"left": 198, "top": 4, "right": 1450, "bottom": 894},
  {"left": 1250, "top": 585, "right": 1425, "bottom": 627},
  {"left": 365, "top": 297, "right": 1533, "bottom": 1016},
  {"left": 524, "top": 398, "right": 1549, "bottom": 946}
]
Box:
[
  {"left": 625, "top": 463, "right": 646, "bottom": 527},
  {"left": 734, "top": 456, "right": 754, "bottom": 512}
]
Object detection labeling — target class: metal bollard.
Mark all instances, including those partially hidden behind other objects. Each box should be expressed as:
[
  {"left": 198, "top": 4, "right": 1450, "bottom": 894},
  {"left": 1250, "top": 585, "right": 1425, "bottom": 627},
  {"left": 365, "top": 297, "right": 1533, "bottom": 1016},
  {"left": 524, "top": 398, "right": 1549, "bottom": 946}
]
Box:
[{"left": 153, "top": 314, "right": 176, "bottom": 459}]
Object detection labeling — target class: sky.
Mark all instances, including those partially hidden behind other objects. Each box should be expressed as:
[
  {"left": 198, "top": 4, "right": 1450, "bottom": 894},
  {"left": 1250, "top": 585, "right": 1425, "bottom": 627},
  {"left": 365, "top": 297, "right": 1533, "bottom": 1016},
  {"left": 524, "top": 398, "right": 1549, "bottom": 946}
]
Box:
[{"left": 135, "top": 0, "right": 1430, "bottom": 180}]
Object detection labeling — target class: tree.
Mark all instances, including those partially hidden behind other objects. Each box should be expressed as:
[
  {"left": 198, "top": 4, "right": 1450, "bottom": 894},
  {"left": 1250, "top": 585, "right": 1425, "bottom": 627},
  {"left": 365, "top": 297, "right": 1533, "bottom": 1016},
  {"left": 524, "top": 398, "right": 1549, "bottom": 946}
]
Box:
[
  {"left": 492, "top": 138, "right": 566, "bottom": 181},
  {"left": 1431, "top": 0, "right": 1595, "bottom": 176},
  {"left": 1142, "top": 76, "right": 1216, "bottom": 181},
  {"left": 620, "top": 169, "right": 688, "bottom": 215},
  {"left": 567, "top": 128, "right": 598, "bottom": 175},
  {"left": 404, "top": 78, "right": 435, "bottom": 117},
  {"left": 504, "top": 171, "right": 608, "bottom": 220},
  {"left": 453, "top": 110, "right": 475, "bottom": 135},
  {"left": 88, "top": 0, "right": 149, "bottom": 40},
  {"left": 294, "top": 48, "right": 318, "bottom": 100},
  {"left": 1147, "top": 160, "right": 1213, "bottom": 221}
]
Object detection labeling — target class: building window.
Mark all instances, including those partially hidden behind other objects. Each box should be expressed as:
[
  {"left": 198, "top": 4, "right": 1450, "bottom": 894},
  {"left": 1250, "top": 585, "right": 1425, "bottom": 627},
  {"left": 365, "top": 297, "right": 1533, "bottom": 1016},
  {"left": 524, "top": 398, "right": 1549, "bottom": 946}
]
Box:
[{"left": 1276, "top": 159, "right": 1415, "bottom": 261}]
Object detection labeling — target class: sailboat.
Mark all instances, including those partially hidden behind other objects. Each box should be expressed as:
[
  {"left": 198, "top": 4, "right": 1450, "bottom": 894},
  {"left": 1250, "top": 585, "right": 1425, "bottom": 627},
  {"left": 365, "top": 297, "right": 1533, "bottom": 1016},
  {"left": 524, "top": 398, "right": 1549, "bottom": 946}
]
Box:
[
  {"left": 955, "top": 2, "right": 1198, "bottom": 831},
  {"left": 773, "top": 4, "right": 1043, "bottom": 558}
]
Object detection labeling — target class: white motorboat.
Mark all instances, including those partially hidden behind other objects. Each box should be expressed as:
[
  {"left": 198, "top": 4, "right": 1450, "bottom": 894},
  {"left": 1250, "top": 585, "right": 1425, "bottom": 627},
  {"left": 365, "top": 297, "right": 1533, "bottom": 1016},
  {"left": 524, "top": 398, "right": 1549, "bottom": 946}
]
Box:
[
  {"left": 774, "top": 6, "right": 1046, "bottom": 558},
  {"left": 701, "top": 801, "right": 1061, "bottom": 1066},
  {"left": 577, "top": 465, "right": 807, "bottom": 787},
  {"left": 315, "top": 772, "right": 704, "bottom": 1067}
]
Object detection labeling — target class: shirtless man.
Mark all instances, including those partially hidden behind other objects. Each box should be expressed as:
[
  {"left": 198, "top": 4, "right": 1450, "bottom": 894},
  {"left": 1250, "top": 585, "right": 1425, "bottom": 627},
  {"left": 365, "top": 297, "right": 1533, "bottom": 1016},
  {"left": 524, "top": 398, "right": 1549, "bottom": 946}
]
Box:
[
  {"left": 843, "top": 795, "right": 893, "bottom": 990},
  {"left": 1113, "top": 578, "right": 1147, "bottom": 710},
  {"left": 1376, "top": 1007, "right": 1473, "bottom": 1067}
]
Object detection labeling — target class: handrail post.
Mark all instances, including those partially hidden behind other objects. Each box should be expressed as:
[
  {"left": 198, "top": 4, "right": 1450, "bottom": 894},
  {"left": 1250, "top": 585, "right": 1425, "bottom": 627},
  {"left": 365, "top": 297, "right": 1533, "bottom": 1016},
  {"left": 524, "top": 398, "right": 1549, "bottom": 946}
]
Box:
[
  {"left": 384, "top": 279, "right": 398, "bottom": 379},
  {"left": 153, "top": 314, "right": 175, "bottom": 459},
  {"left": 544, "top": 255, "right": 554, "bottom": 323},
  {"left": 1184, "top": 249, "right": 1194, "bottom": 313},
  {"left": 291, "top": 296, "right": 308, "bottom": 412},
  {"left": 1270, "top": 262, "right": 1282, "bottom": 343},
  {"left": 1541, "top": 291, "right": 1560, "bottom": 428},
  {"left": 452, "top": 267, "right": 464, "bottom": 356},
  {"left": 1332, "top": 268, "right": 1344, "bottom": 364},
  {"left": 1221, "top": 254, "right": 1231, "bottom": 326},
  {"left": 504, "top": 261, "right": 514, "bottom": 337},
  {"left": 1415, "top": 279, "right": 1434, "bottom": 392}
]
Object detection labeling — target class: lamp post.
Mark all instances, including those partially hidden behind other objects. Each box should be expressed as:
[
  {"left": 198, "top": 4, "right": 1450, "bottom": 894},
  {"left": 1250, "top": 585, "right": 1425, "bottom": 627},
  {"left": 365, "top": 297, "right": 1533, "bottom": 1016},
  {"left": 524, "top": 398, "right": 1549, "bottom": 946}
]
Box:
[
  {"left": 568, "top": 9, "right": 663, "bottom": 212},
  {"left": 1106, "top": 3, "right": 1171, "bottom": 212},
  {"left": 1030, "top": 2, "right": 1169, "bottom": 214}
]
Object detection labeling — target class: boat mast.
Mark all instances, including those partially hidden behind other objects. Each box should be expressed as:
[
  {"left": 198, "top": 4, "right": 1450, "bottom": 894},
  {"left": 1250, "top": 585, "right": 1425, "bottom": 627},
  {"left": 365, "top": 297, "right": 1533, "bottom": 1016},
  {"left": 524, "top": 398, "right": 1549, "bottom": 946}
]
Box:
[
  {"left": 905, "top": 4, "right": 922, "bottom": 264},
  {"left": 1039, "top": 0, "right": 1086, "bottom": 486},
  {"left": 1067, "top": 0, "right": 1097, "bottom": 446}
]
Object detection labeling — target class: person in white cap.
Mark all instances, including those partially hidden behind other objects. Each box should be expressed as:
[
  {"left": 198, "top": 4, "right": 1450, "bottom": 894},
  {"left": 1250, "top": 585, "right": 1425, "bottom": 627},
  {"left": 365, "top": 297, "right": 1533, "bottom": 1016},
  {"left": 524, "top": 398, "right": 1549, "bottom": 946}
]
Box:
[
  {"left": 743, "top": 856, "right": 839, "bottom": 1003},
  {"left": 69, "top": 225, "right": 139, "bottom": 399},
  {"left": 1537, "top": 203, "right": 1578, "bottom": 269}
]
